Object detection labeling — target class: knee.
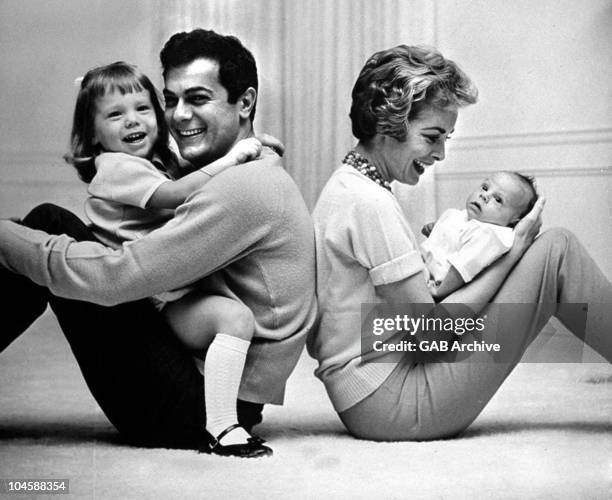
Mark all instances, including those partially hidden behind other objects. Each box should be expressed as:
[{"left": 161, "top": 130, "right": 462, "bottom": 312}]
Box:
[
  {"left": 22, "top": 203, "right": 63, "bottom": 230},
  {"left": 218, "top": 302, "right": 255, "bottom": 340},
  {"left": 532, "top": 227, "right": 580, "bottom": 256},
  {"left": 536, "top": 227, "right": 578, "bottom": 246},
  {"left": 22, "top": 203, "right": 93, "bottom": 241},
  {"left": 539, "top": 227, "right": 576, "bottom": 243}
]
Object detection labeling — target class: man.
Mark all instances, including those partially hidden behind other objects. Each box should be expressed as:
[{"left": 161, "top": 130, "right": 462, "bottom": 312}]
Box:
[{"left": 0, "top": 29, "right": 316, "bottom": 450}]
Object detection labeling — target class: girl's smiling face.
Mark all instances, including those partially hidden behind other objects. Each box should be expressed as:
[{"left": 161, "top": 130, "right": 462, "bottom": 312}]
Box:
[{"left": 93, "top": 89, "right": 159, "bottom": 159}]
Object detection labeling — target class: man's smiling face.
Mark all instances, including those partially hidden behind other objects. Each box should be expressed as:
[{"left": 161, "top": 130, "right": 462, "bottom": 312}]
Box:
[{"left": 163, "top": 58, "right": 243, "bottom": 167}]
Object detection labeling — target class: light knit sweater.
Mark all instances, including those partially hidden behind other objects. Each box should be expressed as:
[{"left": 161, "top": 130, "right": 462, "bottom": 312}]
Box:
[
  {"left": 0, "top": 150, "right": 317, "bottom": 405},
  {"left": 309, "top": 164, "right": 427, "bottom": 412}
]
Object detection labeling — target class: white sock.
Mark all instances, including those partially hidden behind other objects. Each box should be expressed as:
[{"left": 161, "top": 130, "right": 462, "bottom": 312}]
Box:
[{"left": 204, "top": 333, "right": 251, "bottom": 445}]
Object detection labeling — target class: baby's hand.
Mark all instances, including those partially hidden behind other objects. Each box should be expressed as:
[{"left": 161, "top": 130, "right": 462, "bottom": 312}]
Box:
[
  {"left": 421, "top": 222, "right": 435, "bottom": 237},
  {"left": 256, "top": 133, "right": 285, "bottom": 157},
  {"left": 228, "top": 138, "right": 263, "bottom": 164}
]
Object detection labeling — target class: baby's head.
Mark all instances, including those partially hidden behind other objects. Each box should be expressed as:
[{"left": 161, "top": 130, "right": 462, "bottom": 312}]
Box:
[
  {"left": 65, "top": 62, "right": 172, "bottom": 183},
  {"left": 465, "top": 171, "right": 537, "bottom": 227}
]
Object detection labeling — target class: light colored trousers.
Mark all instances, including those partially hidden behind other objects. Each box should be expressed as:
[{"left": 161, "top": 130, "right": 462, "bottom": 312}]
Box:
[{"left": 340, "top": 228, "right": 612, "bottom": 440}]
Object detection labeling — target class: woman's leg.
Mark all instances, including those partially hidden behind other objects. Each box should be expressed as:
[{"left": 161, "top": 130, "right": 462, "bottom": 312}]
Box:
[
  {"left": 342, "top": 228, "right": 612, "bottom": 440},
  {"left": 2, "top": 203, "right": 263, "bottom": 448}
]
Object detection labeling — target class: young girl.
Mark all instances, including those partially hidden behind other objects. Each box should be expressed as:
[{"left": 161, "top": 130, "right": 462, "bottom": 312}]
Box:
[{"left": 65, "top": 61, "right": 273, "bottom": 458}]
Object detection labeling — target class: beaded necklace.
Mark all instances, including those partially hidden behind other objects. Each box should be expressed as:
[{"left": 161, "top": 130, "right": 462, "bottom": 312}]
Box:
[{"left": 342, "top": 150, "right": 392, "bottom": 192}]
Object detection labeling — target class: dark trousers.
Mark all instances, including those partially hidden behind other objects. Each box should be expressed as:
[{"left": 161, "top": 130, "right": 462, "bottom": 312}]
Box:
[{"left": 1, "top": 203, "right": 262, "bottom": 449}]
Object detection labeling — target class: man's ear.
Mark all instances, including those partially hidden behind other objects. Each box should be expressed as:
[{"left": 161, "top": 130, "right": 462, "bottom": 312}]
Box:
[{"left": 237, "top": 87, "right": 257, "bottom": 120}]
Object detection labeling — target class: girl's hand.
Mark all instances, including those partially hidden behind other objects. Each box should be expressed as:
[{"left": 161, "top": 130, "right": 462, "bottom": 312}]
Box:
[
  {"left": 511, "top": 197, "right": 546, "bottom": 255},
  {"left": 255, "top": 133, "right": 285, "bottom": 157},
  {"left": 228, "top": 137, "right": 263, "bottom": 164}
]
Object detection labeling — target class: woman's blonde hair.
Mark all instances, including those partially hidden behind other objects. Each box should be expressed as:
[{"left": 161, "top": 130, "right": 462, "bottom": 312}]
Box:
[{"left": 350, "top": 45, "right": 478, "bottom": 142}]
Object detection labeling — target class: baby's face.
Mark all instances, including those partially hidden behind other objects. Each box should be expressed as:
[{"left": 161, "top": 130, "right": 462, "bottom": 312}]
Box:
[{"left": 465, "top": 172, "right": 531, "bottom": 226}]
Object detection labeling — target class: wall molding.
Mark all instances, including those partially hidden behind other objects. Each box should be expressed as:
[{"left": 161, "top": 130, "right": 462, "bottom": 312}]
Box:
[
  {"left": 0, "top": 151, "right": 80, "bottom": 185},
  {"left": 436, "top": 165, "right": 611, "bottom": 180},
  {"left": 0, "top": 150, "right": 64, "bottom": 162},
  {"left": 450, "top": 128, "right": 612, "bottom": 150}
]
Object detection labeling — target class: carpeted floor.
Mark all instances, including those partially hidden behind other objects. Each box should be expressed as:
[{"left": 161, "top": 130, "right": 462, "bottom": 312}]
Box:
[{"left": 1, "top": 311, "right": 611, "bottom": 499}]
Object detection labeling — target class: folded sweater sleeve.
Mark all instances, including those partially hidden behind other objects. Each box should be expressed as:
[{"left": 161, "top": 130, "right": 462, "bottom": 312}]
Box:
[{"left": 347, "top": 192, "right": 424, "bottom": 286}]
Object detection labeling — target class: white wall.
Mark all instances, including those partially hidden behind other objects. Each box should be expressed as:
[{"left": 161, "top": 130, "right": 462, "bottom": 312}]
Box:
[
  {"left": 1, "top": 0, "right": 610, "bottom": 280},
  {"left": 430, "top": 0, "right": 612, "bottom": 279},
  {"left": 0, "top": 0, "right": 158, "bottom": 218}
]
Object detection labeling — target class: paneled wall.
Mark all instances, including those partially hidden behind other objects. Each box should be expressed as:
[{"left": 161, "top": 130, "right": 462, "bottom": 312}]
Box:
[
  {"left": 428, "top": 0, "right": 612, "bottom": 278},
  {"left": 1, "top": 0, "right": 610, "bottom": 279},
  {"left": 156, "top": 0, "right": 439, "bottom": 209},
  {"left": 0, "top": 0, "right": 158, "bottom": 218}
]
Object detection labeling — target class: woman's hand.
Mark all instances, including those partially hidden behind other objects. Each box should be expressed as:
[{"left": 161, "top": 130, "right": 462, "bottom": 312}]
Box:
[{"left": 511, "top": 197, "right": 546, "bottom": 256}]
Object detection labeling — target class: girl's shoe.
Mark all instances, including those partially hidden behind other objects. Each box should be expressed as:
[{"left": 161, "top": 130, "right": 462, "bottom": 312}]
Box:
[{"left": 200, "top": 424, "right": 273, "bottom": 458}]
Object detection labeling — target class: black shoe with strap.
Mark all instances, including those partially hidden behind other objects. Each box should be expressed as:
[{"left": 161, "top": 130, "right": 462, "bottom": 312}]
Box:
[{"left": 199, "top": 424, "right": 273, "bottom": 458}]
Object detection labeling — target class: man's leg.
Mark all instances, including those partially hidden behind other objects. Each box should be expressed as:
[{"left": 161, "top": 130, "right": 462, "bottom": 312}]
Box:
[
  {"left": 1, "top": 204, "right": 89, "bottom": 352},
  {"left": 0, "top": 269, "right": 48, "bottom": 352},
  {"left": 4, "top": 203, "right": 262, "bottom": 448}
]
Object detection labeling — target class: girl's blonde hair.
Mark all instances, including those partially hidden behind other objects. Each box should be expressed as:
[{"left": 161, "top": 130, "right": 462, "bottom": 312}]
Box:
[{"left": 64, "top": 61, "right": 177, "bottom": 183}]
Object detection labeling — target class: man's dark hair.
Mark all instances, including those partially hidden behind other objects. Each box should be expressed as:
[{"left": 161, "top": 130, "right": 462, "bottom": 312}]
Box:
[{"left": 160, "top": 29, "right": 258, "bottom": 121}]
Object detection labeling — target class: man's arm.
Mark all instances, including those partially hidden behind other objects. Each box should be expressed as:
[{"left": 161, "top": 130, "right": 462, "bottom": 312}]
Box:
[{"left": 0, "top": 154, "right": 282, "bottom": 306}]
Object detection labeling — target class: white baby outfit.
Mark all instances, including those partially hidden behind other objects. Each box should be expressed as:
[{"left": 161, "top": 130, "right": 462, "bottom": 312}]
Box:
[{"left": 421, "top": 208, "right": 514, "bottom": 284}]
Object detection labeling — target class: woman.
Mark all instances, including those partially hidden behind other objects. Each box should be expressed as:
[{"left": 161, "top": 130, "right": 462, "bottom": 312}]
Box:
[{"left": 309, "top": 45, "right": 612, "bottom": 441}]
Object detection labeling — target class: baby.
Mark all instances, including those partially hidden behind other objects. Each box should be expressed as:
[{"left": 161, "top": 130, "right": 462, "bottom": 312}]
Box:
[{"left": 421, "top": 171, "right": 537, "bottom": 300}]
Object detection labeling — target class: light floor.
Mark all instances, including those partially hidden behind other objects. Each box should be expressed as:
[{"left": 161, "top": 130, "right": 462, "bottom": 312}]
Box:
[{"left": 1, "top": 311, "right": 611, "bottom": 500}]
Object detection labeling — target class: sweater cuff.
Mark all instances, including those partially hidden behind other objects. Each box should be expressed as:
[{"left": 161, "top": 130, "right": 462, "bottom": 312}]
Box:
[{"left": 369, "top": 249, "right": 425, "bottom": 286}]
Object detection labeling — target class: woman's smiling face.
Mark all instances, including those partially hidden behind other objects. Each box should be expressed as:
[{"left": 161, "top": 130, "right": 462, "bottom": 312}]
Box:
[{"left": 380, "top": 105, "right": 458, "bottom": 185}]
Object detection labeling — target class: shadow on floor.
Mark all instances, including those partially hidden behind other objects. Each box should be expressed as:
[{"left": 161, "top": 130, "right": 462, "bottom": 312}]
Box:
[
  {"left": 0, "top": 419, "right": 122, "bottom": 446},
  {"left": 462, "top": 420, "right": 612, "bottom": 438}
]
